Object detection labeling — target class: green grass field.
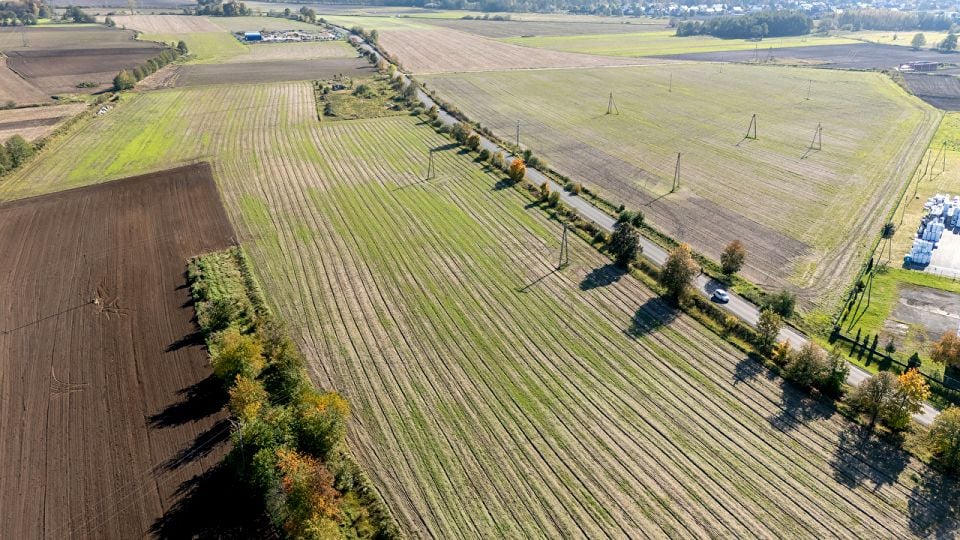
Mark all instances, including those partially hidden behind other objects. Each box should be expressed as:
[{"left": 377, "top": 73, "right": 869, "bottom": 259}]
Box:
[
  {"left": 142, "top": 31, "right": 247, "bottom": 63},
  {"left": 423, "top": 64, "right": 938, "bottom": 312},
  {"left": 501, "top": 30, "right": 857, "bottom": 57},
  {"left": 0, "top": 80, "right": 953, "bottom": 537}
]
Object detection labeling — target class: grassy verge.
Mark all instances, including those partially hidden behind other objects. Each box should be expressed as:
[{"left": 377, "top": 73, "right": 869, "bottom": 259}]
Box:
[{"left": 188, "top": 247, "right": 399, "bottom": 539}]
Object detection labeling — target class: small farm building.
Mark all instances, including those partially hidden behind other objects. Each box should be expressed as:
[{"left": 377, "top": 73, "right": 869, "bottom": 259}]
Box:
[{"left": 244, "top": 31, "right": 262, "bottom": 41}]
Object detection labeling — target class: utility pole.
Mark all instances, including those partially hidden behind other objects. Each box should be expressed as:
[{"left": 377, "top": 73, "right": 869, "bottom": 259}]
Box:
[
  {"left": 671, "top": 152, "right": 681, "bottom": 192},
  {"left": 516, "top": 120, "right": 520, "bottom": 149},
  {"left": 669, "top": 73, "right": 673, "bottom": 92},
  {"left": 806, "top": 79, "right": 812, "bottom": 100},
  {"left": 558, "top": 222, "right": 569, "bottom": 269},
  {"left": 809, "top": 122, "right": 822, "bottom": 151},
  {"left": 745, "top": 114, "right": 757, "bottom": 140},
  {"left": 606, "top": 92, "right": 619, "bottom": 115}
]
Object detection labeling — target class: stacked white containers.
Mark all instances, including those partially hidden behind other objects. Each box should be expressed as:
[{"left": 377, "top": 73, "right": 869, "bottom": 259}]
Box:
[
  {"left": 923, "top": 220, "right": 945, "bottom": 243},
  {"left": 909, "top": 239, "right": 934, "bottom": 265}
]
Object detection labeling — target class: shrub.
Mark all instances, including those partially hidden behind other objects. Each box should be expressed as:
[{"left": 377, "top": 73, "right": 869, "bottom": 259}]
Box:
[
  {"left": 113, "top": 69, "right": 136, "bottom": 91},
  {"left": 764, "top": 290, "right": 796, "bottom": 318},
  {"left": 491, "top": 151, "right": 505, "bottom": 170},
  {"left": 547, "top": 191, "right": 560, "bottom": 207},
  {"left": 295, "top": 390, "right": 350, "bottom": 461},
  {"left": 210, "top": 327, "right": 265, "bottom": 382},
  {"left": 466, "top": 132, "right": 481, "bottom": 151},
  {"left": 783, "top": 342, "right": 829, "bottom": 389},
  {"left": 229, "top": 375, "right": 268, "bottom": 422},
  {"left": 478, "top": 148, "right": 490, "bottom": 161}
]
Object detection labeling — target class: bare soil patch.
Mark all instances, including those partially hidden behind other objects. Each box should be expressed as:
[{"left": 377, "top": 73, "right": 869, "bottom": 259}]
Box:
[
  {"left": 0, "top": 102, "right": 86, "bottom": 141},
  {"left": 0, "top": 58, "right": 48, "bottom": 105},
  {"left": 903, "top": 73, "right": 960, "bottom": 110},
  {"left": 172, "top": 57, "right": 375, "bottom": 86},
  {"left": 378, "top": 27, "right": 652, "bottom": 73},
  {"left": 0, "top": 163, "right": 240, "bottom": 539},
  {"left": 885, "top": 284, "right": 960, "bottom": 347}
]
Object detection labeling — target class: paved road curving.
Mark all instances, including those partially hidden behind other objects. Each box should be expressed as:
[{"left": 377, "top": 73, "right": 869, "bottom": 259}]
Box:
[{"left": 354, "top": 38, "right": 940, "bottom": 426}]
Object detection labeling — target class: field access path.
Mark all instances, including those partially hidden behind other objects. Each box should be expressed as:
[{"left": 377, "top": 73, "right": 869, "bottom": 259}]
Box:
[{"left": 350, "top": 37, "right": 940, "bottom": 426}]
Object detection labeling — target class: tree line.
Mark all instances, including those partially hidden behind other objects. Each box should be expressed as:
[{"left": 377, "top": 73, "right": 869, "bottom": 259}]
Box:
[
  {"left": 113, "top": 44, "right": 187, "bottom": 90},
  {"left": 194, "top": 0, "right": 251, "bottom": 17},
  {"left": 189, "top": 248, "right": 399, "bottom": 539},
  {"left": 676, "top": 11, "right": 812, "bottom": 39},
  {"left": 831, "top": 8, "right": 953, "bottom": 32},
  {"left": 0, "top": 0, "right": 49, "bottom": 25}
]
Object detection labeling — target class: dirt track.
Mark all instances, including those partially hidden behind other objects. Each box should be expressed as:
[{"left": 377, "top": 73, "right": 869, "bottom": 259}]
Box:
[{"left": 0, "top": 163, "right": 237, "bottom": 538}]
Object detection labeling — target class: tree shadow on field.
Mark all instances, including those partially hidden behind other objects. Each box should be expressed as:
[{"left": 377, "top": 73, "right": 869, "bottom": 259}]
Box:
[
  {"left": 149, "top": 375, "right": 227, "bottom": 428},
  {"left": 493, "top": 177, "right": 513, "bottom": 191},
  {"left": 166, "top": 329, "right": 204, "bottom": 352},
  {"left": 580, "top": 263, "right": 625, "bottom": 291},
  {"left": 767, "top": 379, "right": 833, "bottom": 432},
  {"left": 158, "top": 418, "right": 232, "bottom": 473},
  {"left": 732, "top": 352, "right": 774, "bottom": 385},
  {"left": 432, "top": 142, "right": 458, "bottom": 152},
  {"left": 831, "top": 425, "right": 909, "bottom": 490},
  {"left": 909, "top": 467, "right": 960, "bottom": 538},
  {"left": 150, "top": 462, "right": 274, "bottom": 539},
  {"left": 625, "top": 297, "right": 678, "bottom": 339}
]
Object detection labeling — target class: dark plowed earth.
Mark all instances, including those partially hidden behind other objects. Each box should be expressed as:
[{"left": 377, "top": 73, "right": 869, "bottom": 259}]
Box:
[
  {"left": 903, "top": 73, "right": 960, "bottom": 110},
  {"left": 0, "top": 163, "right": 242, "bottom": 539},
  {"left": 6, "top": 46, "right": 162, "bottom": 94}
]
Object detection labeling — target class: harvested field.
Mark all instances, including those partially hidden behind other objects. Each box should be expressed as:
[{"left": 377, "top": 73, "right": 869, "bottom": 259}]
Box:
[
  {"left": 903, "top": 73, "right": 960, "bottom": 110},
  {"left": 375, "top": 26, "right": 648, "bottom": 73},
  {"left": 3, "top": 81, "right": 958, "bottom": 538},
  {"left": 104, "top": 14, "right": 222, "bottom": 33},
  {"left": 0, "top": 163, "right": 242, "bottom": 539},
  {"left": 7, "top": 45, "right": 163, "bottom": 94},
  {"left": 0, "top": 25, "right": 146, "bottom": 50},
  {"left": 421, "top": 17, "right": 664, "bottom": 39},
  {"left": 503, "top": 30, "right": 856, "bottom": 57},
  {"left": 0, "top": 102, "right": 86, "bottom": 141},
  {"left": 423, "top": 64, "right": 938, "bottom": 309},
  {"left": 0, "top": 59, "right": 49, "bottom": 105},
  {"left": 170, "top": 57, "right": 375, "bottom": 86},
  {"left": 663, "top": 42, "right": 958, "bottom": 69},
  {"left": 226, "top": 40, "right": 357, "bottom": 63}
]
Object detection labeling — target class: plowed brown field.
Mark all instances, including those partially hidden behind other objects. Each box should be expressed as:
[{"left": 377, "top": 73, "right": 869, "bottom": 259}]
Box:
[{"left": 0, "top": 163, "right": 237, "bottom": 539}]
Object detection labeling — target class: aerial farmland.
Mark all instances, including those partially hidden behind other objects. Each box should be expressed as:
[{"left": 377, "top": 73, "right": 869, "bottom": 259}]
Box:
[{"left": 0, "top": 4, "right": 959, "bottom": 539}]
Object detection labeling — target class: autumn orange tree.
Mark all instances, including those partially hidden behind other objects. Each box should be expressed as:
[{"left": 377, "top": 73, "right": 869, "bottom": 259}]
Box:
[
  {"left": 931, "top": 332, "right": 960, "bottom": 368},
  {"left": 276, "top": 448, "right": 343, "bottom": 539},
  {"left": 507, "top": 157, "right": 526, "bottom": 183},
  {"left": 886, "top": 369, "right": 930, "bottom": 430}
]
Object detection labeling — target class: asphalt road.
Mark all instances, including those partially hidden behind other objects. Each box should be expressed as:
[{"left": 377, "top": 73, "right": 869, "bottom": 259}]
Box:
[{"left": 355, "top": 38, "right": 939, "bottom": 426}]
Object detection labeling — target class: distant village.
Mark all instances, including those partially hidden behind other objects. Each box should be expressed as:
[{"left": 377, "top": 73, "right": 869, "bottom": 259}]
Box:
[{"left": 563, "top": 1, "right": 960, "bottom": 19}]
